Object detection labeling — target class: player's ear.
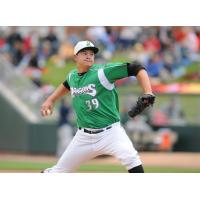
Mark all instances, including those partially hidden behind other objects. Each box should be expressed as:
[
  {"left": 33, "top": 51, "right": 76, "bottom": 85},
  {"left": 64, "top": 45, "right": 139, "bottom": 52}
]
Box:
[{"left": 74, "top": 55, "right": 78, "bottom": 62}]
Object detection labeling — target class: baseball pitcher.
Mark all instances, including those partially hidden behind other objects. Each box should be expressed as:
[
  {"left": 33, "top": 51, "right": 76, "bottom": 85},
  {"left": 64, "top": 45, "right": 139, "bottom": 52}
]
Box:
[{"left": 40, "top": 40, "right": 155, "bottom": 173}]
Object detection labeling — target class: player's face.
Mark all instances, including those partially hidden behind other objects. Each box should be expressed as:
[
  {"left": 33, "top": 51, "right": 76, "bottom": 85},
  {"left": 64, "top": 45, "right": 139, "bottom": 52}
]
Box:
[{"left": 75, "top": 49, "right": 95, "bottom": 68}]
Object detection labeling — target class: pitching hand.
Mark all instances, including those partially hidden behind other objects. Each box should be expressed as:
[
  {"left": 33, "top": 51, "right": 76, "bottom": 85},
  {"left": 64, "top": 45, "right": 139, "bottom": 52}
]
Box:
[{"left": 40, "top": 100, "right": 53, "bottom": 117}]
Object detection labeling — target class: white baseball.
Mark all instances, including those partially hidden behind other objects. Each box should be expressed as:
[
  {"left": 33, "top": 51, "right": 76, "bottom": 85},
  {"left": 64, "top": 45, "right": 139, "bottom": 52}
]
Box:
[{"left": 46, "top": 109, "right": 51, "bottom": 116}]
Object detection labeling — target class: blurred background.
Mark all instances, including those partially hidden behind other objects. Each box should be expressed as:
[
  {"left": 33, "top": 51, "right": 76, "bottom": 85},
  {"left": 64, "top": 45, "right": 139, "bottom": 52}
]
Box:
[{"left": 0, "top": 26, "right": 200, "bottom": 172}]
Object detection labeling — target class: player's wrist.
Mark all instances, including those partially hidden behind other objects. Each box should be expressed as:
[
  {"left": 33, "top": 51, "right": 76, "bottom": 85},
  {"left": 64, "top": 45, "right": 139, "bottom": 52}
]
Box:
[{"left": 46, "top": 96, "right": 56, "bottom": 104}]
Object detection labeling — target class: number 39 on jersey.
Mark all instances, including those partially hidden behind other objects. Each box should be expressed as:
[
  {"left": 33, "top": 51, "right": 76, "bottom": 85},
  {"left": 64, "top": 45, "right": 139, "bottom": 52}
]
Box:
[{"left": 85, "top": 98, "right": 99, "bottom": 111}]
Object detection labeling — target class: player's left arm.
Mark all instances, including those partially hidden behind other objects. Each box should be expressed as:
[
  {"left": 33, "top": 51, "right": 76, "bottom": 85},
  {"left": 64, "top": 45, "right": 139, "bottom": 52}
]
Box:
[
  {"left": 135, "top": 68, "right": 153, "bottom": 95},
  {"left": 103, "top": 61, "right": 155, "bottom": 117},
  {"left": 103, "top": 61, "right": 145, "bottom": 83},
  {"left": 128, "top": 62, "right": 156, "bottom": 118}
]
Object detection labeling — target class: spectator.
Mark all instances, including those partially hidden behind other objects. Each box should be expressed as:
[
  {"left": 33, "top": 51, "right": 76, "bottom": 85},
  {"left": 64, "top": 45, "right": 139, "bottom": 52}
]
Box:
[
  {"left": 20, "top": 46, "right": 44, "bottom": 86},
  {"left": 22, "top": 29, "right": 40, "bottom": 54},
  {"left": 146, "top": 53, "right": 164, "bottom": 83},
  {"left": 161, "top": 96, "right": 187, "bottom": 125},
  {"left": 5, "top": 27, "right": 23, "bottom": 66},
  {"left": 1, "top": 26, "right": 200, "bottom": 83},
  {"left": 10, "top": 40, "right": 24, "bottom": 66},
  {"left": 21, "top": 46, "right": 41, "bottom": 69},
  {"left": 129, "top": 42, "right": 149, "bottom": 64},
  {"left": 86, "top": 26, "right": 115, "bottom": 60},
  {"left": 43, "top": 26, "right": 59, "bottom": 56},
  {"left": 117, "top": 26, "right": 142, "bottom": 50},
  {"left": 0, "top": 29, "right": 6, "bottom": 51},
  {"left": 154, "top": 128, "right": 178, "bottom": 152},
  {"left": 6, "top": 27, "right": 23, "bottom": 49},
  {"left": 143, "top": 33, "right": 161, "bottom": 53},
  {"left": 38, "top": 40, "right": 52, "bottom": 63}
]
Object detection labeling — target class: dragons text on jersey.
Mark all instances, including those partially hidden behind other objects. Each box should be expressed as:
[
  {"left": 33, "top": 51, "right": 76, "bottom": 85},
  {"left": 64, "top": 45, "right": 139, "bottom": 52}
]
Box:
[{"left": 66, "top": 63, "right": 129, "bottom": 128}]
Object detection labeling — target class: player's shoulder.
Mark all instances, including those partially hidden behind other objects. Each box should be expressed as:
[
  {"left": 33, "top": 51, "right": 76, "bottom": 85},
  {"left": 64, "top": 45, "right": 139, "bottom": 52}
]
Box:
[
  {"left": 65, "top": 68, "right": 77, "bottom": 80},
  {"left": 91, "top": 62, "right": 127, "bottom": 70},
  {"left": 91, "top": 64, "right": 105, "bottom": 71},
  {"left": 68, "top": 68, "right": 77, "bottom": 74},
  {"left": 105, "top": 62, "right": 128, "bottom": 68}
]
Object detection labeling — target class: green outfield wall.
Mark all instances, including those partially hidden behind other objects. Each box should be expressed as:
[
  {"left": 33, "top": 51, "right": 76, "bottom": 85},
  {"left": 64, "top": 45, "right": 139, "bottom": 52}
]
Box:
[
  {"left": 171, "top": 126, "right": 200, "bottom": 152},
  {"left": 0, "top": 93, "right": 57, "bottom": 154}
]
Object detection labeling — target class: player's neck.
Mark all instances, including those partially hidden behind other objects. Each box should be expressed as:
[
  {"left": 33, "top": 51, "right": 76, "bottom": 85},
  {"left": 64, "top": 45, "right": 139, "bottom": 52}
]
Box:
[{"left": 77, "top": 65, "right": 92, "bottom": 73}]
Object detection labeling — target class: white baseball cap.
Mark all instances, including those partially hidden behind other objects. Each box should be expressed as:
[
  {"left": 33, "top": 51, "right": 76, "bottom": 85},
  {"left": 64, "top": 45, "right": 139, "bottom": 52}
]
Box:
[{"left": 74, "top": 40, "right": 99, "bottom": 55}]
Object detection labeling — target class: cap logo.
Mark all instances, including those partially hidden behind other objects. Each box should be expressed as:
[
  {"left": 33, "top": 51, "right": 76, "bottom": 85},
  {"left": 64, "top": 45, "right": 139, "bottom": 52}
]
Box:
[{"left": 86, "top": 41, "right": 92, "bottom": 47}]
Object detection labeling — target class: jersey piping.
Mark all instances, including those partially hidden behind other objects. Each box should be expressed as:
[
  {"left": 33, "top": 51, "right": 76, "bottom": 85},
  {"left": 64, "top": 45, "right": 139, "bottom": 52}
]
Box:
[{"left": 97, "top": 68, "right": 114, "bottom": 90}]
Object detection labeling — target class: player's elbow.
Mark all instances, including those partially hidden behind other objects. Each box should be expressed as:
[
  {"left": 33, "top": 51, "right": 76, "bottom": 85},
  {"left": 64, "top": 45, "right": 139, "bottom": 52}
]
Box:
[{"left": 127, "top": 61, "right": 146, "bottom": 77}]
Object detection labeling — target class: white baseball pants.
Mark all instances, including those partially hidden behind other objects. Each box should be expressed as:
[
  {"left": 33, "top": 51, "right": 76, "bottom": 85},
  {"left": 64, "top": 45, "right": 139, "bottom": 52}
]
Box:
[{"left": 43, "top": 122, "right": 142, "bottom": 172}]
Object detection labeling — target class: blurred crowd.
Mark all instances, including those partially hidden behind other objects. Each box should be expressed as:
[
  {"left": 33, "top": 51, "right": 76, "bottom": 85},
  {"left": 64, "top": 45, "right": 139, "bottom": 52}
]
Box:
[{"left": 0, "top": 26, "right": 200, "bottom": 86}]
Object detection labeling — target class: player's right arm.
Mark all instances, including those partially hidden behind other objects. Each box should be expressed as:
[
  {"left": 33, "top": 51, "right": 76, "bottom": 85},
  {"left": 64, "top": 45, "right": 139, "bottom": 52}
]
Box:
[{"left": 40, "top": 83, "right": 70, "bottom": 117}]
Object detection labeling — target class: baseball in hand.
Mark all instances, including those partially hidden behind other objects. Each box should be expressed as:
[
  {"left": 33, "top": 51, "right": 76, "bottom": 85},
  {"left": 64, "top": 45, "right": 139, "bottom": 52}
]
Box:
[
  {"left": 42, "top": 109, "right": 52, "bottom": 116},
  {"left": 46, "top": 109, "right": 51, "bottom": 115}
]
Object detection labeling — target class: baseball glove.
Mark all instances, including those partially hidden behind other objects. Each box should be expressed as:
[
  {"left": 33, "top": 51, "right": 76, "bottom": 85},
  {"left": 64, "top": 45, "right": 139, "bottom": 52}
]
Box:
[{"left": 128, "top": 94, "right": 155, "bottom": 118}]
